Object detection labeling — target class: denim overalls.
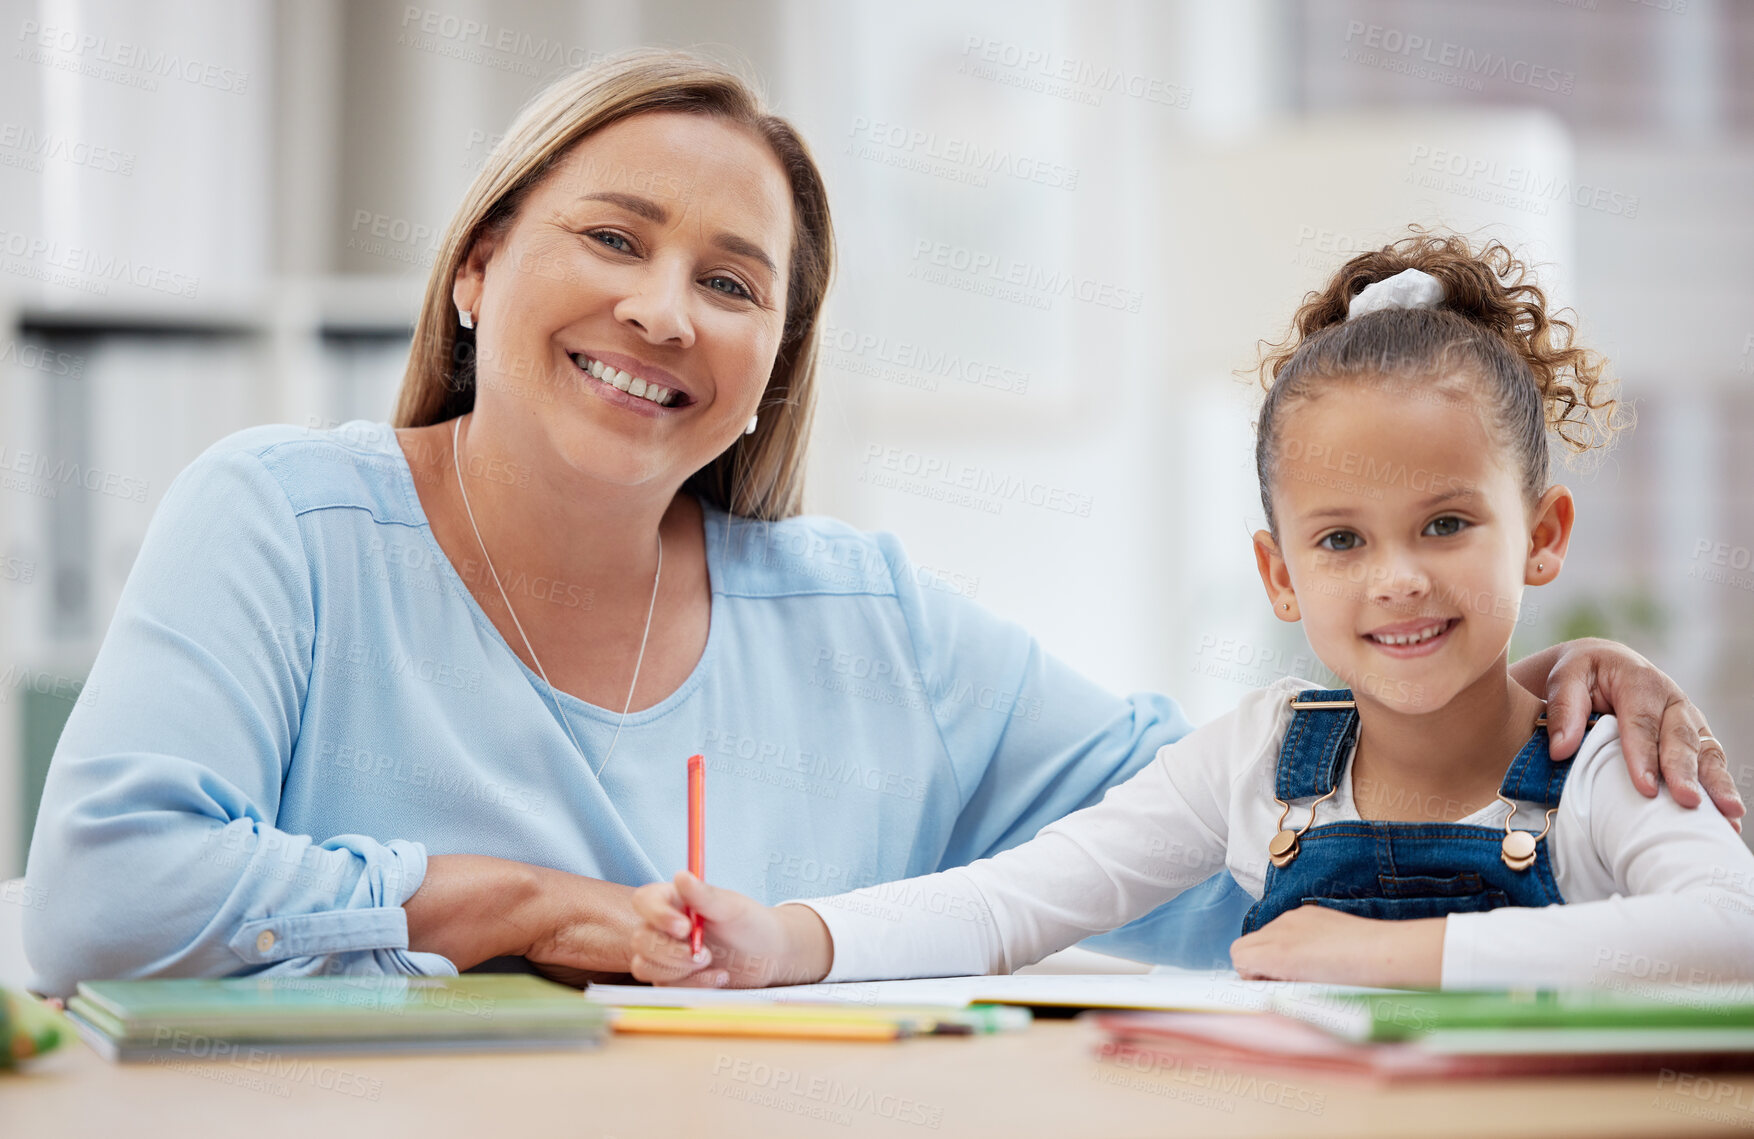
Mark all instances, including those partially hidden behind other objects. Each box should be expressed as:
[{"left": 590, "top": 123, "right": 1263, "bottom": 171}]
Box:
[{"left": 1241, "top": 688, "right": 1593, "bottom": 934}]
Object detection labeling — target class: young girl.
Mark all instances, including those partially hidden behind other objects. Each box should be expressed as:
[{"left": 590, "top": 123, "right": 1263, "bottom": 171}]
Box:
[{"left": 628, "top": 232, "right": 1754, "bottom": 991}]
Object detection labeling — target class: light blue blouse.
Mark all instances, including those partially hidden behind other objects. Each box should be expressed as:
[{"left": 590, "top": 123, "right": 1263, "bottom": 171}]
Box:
[{"left": 22, "top": 420, "right": 1248, "bottom": 995}]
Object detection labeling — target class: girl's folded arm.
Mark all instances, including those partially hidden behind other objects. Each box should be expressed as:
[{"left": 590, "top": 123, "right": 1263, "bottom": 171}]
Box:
[
  {"left": 1442, "top": 717, "right": 1754, "bottom": 989},
  {"left": 796, "top": 684, "right": 1292, "bottom": 983}
]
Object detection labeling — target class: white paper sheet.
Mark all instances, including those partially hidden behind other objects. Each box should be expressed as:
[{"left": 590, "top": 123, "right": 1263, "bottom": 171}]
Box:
[{"left": 585, "top": 970, "right": 1374, "bottom": 1013}]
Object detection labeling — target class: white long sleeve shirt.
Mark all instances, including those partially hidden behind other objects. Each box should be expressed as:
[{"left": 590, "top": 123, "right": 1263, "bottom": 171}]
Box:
[{"left": 799, "top": 677, "right": 1754, "bottom": 989}]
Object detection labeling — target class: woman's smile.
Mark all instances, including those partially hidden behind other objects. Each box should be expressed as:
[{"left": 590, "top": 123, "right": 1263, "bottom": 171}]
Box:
[{"left": 568, "top": 350, "right": 695, "bottom": 411}]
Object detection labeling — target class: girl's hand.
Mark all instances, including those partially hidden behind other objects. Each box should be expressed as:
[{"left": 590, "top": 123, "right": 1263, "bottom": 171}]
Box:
[
  {"left": 1517, "top": 638, "right": 1744, "bottom": 830},
  {"left": 1230, "top": 905, "right": 1444, "bottom": 988},
  {"left": 629, "top": 872, "right": 833, "bottom": 988}
]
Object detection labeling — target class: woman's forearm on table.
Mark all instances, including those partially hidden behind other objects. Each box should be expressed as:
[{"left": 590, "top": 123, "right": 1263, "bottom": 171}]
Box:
[{"left": 403, "top": 854, "right": 544, "bottom": 970}]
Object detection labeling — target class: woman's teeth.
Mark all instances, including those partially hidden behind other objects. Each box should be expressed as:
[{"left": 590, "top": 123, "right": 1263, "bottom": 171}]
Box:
[
  {"left": 1370, "top": 621, "right": 1451, "bottom": 647},
  {"left": 573, "top": 355, "right": 677, "bottom": 407}
]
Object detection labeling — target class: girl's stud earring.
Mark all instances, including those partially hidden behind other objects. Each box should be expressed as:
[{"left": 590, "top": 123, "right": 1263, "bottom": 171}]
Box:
[
  {"left": 1537, "top": 561, "right": 1544, "bottom": 573},
  {"left": 744, "top": 415, "right": 759, "bottom": 436},
  {"left": 1282, "top": 602, "right": 1291, "bottom": 611},
  {"left": 459, "top": 309, "right": 474, "bottom": 330}
]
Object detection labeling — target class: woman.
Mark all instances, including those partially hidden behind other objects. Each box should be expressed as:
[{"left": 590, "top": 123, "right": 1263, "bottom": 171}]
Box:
[{"left": 21, "top": 51, "right": 1739, "bottom": 995}]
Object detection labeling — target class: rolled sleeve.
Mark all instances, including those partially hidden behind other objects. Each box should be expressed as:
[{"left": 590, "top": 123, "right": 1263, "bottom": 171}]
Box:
[{"left": 223, "top": 838, "right": 435, "bottom": 966}]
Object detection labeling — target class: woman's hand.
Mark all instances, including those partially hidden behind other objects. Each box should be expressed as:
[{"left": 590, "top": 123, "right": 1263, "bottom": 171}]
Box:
[
  {"left": 1230, "top": 906, "right": 1444, "bottom": 988},
  {"left": 629, "top": 872, "right": 833, "bottom": 988},
  {"left": 1512, "top": 638, "right": 1743, "bottom": 831},
  {"left": 517, "top": 867, "right": 642, "bottom": 977},
  {"left": 406, "top": 855, "right": 641, "bottom": 976}
]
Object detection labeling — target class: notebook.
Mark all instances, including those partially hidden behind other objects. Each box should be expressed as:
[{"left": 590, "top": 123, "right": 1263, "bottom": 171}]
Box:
[
  {"left": 1090, "top": 987, "right": 1754, "bottom": 1083},
  {"left": 1274, "top": 987, "right": 1754, "bottom": 1043},
  {"left": 66, "top": 974, "right": 608, "bottom": 1062},
  {"left": 1091, "top": 1011, "right": 1754, "bottom": 1082}
]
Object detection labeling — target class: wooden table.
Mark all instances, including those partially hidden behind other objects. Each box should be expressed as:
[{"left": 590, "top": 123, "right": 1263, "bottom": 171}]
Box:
[{"left": 9, "top": 1018, "right": 1754, "bottom": 1138}]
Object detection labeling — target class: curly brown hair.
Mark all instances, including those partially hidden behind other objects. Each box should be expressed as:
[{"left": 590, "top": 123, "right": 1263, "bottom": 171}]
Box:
[{"left": 1253, "top": 228, "right": 1629, "bottom": 534}]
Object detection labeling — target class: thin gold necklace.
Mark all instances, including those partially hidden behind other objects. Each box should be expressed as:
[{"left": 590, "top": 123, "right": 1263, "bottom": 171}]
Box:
[{"left": 450, "top": 414, "right": 661, "bottom": 780}]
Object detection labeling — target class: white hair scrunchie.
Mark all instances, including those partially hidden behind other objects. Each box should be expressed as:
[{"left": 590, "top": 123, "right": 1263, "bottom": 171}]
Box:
[{"left": 1347, "top": 267, "right": 1446, "bottom": 320}]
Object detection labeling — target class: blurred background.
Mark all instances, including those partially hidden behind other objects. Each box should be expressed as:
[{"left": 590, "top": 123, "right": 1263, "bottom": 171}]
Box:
[{"left": 0, "top": 0, "right": 1750, "bottom": 882}]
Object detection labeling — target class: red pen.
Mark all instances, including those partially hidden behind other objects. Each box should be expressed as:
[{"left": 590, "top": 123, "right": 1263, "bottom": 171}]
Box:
[{"left": 687, "top": 753, "right": 705, "bottom": 955}]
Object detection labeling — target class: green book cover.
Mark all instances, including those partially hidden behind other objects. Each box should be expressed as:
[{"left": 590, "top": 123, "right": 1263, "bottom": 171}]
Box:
[
  {"left": 72, "top": 975, "right": 607, "bottom": 1044},
  {"left": 1278, "top": 988, "right": 1754, "bottom": 1043}
]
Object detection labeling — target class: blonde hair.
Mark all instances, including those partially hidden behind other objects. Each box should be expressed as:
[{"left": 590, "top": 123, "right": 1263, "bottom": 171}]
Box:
[{"left": 392, "top": 48, "right": 835, "bottom": 521}]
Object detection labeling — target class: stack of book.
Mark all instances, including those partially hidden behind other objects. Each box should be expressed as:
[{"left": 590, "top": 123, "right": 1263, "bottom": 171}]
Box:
[
  {"left": 65, "top": 975, "right": 609, "bottom": 1061},
  {"left": 1091, "top": 988, "right": 1754, "bottom": 1081}
]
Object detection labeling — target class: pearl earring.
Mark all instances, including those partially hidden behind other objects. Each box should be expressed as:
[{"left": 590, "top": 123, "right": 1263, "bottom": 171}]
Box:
[
  {"left": 1282, "top": 602, "right": 1291, "bottom": 611},
  {"left": 744, "top": 415, "right": 758, "bottom": 436},
  {"left": 458, "top": 309, "right": 474, "bottom": 330},
  {"left": 1537, "top": 562, "right": 1543, "bottom": 573}
]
